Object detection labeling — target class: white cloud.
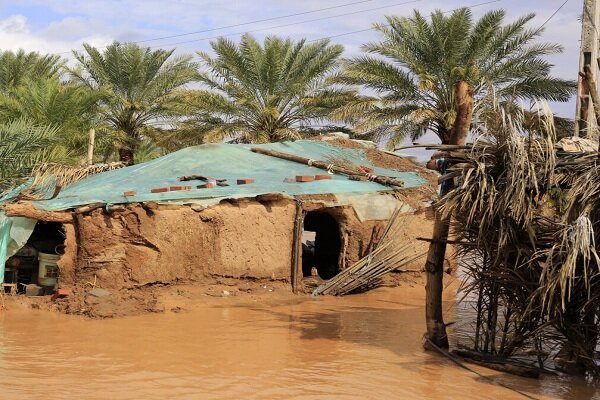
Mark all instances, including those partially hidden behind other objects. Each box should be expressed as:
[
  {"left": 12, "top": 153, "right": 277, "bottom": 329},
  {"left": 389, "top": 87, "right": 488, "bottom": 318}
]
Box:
[
  {"left": 0, "top": 0, "right": 585, "bottom": 118},
  {"left": 0, "top": 14, "right": 113, "bottom": 55},
  {"left": 0, "top": 14, "right": 29, "bottom": 34}
]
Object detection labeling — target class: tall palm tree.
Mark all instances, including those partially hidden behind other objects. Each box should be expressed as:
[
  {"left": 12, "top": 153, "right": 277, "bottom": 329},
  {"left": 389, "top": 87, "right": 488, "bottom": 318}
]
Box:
[
  {"left": 0, "top": 119, "right": 70, "bottom": 192},
  {"left": 68, "top": 42, "right": 199, "bottom": 165},
  {"left": 186, "top": 34, "right": 353, "bottom": 143},
  {"left": 333, "top": 9, "right": 576, "bottom": 148},
  {"left": 0, "top": 50, "right": 62, "bottom": 94},
  {"left": 0, "top": 77, "right": 102, "bottom": 157},
  {"left": 334, "top": 8, "right": 576, "bottom": 350}
]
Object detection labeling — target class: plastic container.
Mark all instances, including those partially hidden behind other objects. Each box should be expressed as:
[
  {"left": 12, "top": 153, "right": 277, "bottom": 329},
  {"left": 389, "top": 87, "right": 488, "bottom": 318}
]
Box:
[{"left": 38, "top": 252, "right": 60, "bottom": 287}]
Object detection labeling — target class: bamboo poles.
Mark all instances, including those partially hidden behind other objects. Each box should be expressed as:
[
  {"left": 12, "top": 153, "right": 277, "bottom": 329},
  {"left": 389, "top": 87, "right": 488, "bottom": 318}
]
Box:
[
  {"left": 313, "top": 208, "right": 425, "bottom": 296},
  {"left": 250, "top": 147, "right": 404, "bottom": 187}
]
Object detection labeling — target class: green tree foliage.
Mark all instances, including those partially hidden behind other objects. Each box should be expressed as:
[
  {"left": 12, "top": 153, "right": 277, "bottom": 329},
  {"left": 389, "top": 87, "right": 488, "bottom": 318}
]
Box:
[
  {"left": 0, "top": 49, "right": 62, "bottom": 94},
  {"left": 186, "top": 34, "right": 353, "bottom": 143},
  {"left": 332, "top": 9, "right": 576, "bottom": 147},
  {"left": 69, "top": 42, "right": 199, "bottom": 165},
  {"left": 0, "top": 77, "right": 102, "bottom": 156},
  {"left": 0, "top": 119, "right": 70, "bottom": 191}
]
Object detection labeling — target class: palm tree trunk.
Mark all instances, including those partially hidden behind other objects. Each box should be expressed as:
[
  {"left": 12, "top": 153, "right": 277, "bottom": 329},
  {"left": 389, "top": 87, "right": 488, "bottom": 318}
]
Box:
[
  {"left": 118, "top": 148, "right": 134, "bottom": 166},
  {"left": 118, "top": 129, "right": 136, "bottom": 165},
  {"left": 425, "top": 80, "right": 474, "bottom": 349},
  {"left": 424, "top": 210, "right": 451, "bottom": 348}
]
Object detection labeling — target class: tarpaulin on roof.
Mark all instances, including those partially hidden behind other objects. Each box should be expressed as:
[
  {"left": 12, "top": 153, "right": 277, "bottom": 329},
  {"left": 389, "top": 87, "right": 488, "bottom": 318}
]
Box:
[
  {"left": 0, "top": 140, "right": 429, "bottom": 280},
  {"left": 30, "top": 140, "right": 427, "bottom": 211}
]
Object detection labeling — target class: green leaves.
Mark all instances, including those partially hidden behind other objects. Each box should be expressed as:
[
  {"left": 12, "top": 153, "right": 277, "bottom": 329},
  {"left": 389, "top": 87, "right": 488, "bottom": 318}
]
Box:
[
  {"left": 0, "top": 77, "right": 101, "bottom": 155},
  {"left": 0, "top": 119, "right": 70, "bottom": 192},
  {"left": 69, "top": 42, "right": 200, "bottom": 164},
  {"left": 336, "top": 8, "right": 576, "bottom": 146},
  {"left": 190, "top": 34, "right": 350, "bottom": 143},
  {"left": 0, "top": 50, "right": 62, "bottom": 94}
]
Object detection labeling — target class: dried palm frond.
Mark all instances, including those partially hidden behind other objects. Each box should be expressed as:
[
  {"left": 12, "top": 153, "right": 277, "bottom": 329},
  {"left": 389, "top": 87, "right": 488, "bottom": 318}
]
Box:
[
  {"left": 313, "top": 208, "right": 425, "bottom": 296},
  {"left": 427, "top": 97, "right": 600, "bottom": 375},
  {"left": 19, "top": 162, "right": 125, "bottom": 200}
]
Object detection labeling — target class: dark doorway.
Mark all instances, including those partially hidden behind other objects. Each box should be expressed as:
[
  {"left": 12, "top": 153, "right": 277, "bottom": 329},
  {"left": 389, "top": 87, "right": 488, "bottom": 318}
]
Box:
[
  {"left": 302, "top": 211, "right": 341, "bottom": 279},
  {"left": 28, "top": 221, "right": 65, "bottom": 254},
  {"left": 4, "top": 221, "right": 65, "bottom": 292}
]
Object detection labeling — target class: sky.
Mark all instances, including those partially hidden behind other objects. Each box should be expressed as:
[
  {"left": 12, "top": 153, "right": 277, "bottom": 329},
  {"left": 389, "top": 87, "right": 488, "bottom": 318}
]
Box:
[{"left": 0, "top": 0, "right": 586, "bottom": 157}]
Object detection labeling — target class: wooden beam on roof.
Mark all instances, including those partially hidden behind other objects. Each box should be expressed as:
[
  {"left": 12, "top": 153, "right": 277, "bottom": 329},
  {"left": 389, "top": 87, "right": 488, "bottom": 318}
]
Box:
[{"left": 3, "top": 203, "right": 73, "bottom": 223}]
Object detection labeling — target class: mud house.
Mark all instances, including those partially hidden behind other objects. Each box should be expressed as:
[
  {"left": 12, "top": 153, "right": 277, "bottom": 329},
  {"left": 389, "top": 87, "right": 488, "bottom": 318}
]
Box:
[{"left": 0, "top": 138, "right": 434, "bottom": 294}]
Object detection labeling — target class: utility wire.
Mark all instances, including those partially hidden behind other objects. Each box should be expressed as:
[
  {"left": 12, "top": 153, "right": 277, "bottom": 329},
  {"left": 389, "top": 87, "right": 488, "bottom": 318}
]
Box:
[
  {"left": 154, "top": 0, "right": 499, "bottom": 50},
  {"left": 61, "top": 0, "right": 502, "bottom": 61},
  {"left": 147, "top": 0, "right": 421, "bottom": 49},
  {"left": 538, "top": 0, "right": 570, "bottom": 31},
  {"left": 58, "top": 0, "right": 381, "bottom": 55},
  {"left": 307, "top": 0, "right": 502, "bottom": 42}
]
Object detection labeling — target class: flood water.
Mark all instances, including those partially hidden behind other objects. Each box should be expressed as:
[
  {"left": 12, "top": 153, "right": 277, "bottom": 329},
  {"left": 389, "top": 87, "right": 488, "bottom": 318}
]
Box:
[{"left": 0, "top": 287, "right": 598, "bottom": 400}]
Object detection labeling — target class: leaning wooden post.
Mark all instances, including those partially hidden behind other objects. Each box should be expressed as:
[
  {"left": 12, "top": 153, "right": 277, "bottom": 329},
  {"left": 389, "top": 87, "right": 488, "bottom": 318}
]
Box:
[
  {"left": 290, "top": 200, "right": 304, "bottom": 294},
  {"left": 87, "top": 128, "right": 96, "bottom": 166},
  {"left": 424, "top": 80, "right": 474, "bottom": 349}
]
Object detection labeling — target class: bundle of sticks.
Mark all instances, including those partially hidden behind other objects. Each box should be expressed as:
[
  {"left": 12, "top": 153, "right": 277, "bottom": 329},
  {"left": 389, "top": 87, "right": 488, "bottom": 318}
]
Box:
[{"left": 313, "top": 208, "right": 425, "bottom": 296}]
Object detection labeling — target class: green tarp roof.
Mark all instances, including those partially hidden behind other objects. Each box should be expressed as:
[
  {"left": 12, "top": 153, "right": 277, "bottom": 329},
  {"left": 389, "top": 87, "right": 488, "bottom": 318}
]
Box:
[
  {"left": 0, "top": 140, "right": 429, "bottom": 282},
  {"left": 27, "top": 140, "right": 427, "bottom": 211}
]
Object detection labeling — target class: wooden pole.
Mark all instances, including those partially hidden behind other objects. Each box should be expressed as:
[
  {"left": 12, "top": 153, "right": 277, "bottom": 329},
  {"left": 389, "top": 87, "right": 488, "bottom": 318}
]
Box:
[
  {"left": 87, "top": 128, "right": 96, "bottom": 166},
  {"left": 575, "top": 0, "right": 600, "bottom": 137},
  {"left": 290, "top": 201, "right": 304, "bottom": 294},
  {"left": 250, "top": 147, "right": 404, "bottom": 187},
  {"left": 584, "top": 64, "right": 600, "bottom": 135},
  {"left": 3, "top": 203, "right": 73, "bottom": 223}
]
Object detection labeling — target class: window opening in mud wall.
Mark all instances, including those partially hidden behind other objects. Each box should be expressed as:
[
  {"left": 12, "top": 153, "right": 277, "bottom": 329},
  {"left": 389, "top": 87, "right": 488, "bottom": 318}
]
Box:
[
  {"left": 301, "top": 211, "right": 341, "bottom": 279},
  {"left": 4, "top": 221, "right": 65, "bottom": 294}
]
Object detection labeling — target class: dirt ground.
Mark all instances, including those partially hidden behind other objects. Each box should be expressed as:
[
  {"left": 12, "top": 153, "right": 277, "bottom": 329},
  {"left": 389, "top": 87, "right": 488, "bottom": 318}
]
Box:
[{"left": 0, "top": 271, "right": 434, "bottom": 319}]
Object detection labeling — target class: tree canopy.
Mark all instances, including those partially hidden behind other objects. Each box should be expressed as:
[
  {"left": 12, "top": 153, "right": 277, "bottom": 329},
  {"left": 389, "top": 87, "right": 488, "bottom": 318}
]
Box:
[
  {"left": 185, "top": 34, "right": 353, "bottom": 143},
  {"left": 0, "top": 49, "right": 62, "bottom": 94},
  {"left": 332, "top": 9, "right": 576, "bottom": 147},
  {"left": 68, "top": 42, "right": 199, "bottom": 165},
  {"left": 0, "top": 119, "right": 70, "bottom": 191}
]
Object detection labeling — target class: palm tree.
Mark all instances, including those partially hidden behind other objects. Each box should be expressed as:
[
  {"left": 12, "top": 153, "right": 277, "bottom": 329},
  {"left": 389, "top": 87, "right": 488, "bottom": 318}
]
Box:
[
  {"left": 334, "top": 8, "right": 576, "bottom": 349},
  {"left": 0, "top": 119, "right": 70, "bottom": 192},
  {"left": 68, "top": 42, "right": 199, "bottom": 165},
  {"left": 0, "top": 77, "right": 102, "bottom": 158},
  {"left": 0, "top": 50, "right": 62, "bottom": 94},
  {"left": 187, "top": 34, "right": 353, "bottom": 143},
  {"left": 333, "top": 9, "right": 576, "bottom": 148}
]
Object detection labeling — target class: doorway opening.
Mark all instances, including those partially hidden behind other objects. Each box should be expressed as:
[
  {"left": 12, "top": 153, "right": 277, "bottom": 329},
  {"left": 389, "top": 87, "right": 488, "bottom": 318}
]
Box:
[
  {"left": 4, "top": 221, "right": 65, "bottom": 294},
  {"left": 301, "top": 211, "right": 341, "bottom": 280}
]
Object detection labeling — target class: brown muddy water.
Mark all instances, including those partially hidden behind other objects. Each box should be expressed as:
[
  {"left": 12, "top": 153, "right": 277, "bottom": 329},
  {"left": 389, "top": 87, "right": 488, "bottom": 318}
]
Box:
[{"left": 0, "top": 286, "right": 598, "bottom": 400}]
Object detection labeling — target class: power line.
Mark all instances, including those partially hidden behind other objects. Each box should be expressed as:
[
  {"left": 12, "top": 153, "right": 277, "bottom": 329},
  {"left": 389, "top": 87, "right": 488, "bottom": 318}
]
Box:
[
  {"left": 62, "top": 0, "right": 502, "bottom": 60},
  {"left": 148, "top": 0, "right": 421, "bottom": 50},
  {"left": 59, "top": 0, "right": 381, "bottom": 55},
  {"left": 538, "top": 0, "right": 570, "bottom": 31},
  {"left": 307, "top": 0, "right": 502, "bottom": 43}
]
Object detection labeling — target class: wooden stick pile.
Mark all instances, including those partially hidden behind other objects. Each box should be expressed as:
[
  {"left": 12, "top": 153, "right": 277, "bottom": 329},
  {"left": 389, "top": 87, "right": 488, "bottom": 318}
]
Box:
[{"left": 313, "top": 208, "right": 425, "bottom": 296}]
